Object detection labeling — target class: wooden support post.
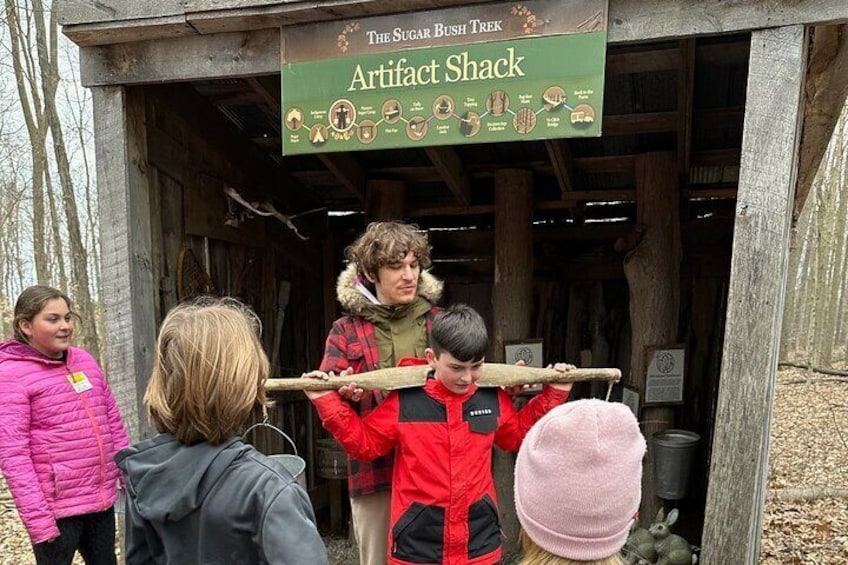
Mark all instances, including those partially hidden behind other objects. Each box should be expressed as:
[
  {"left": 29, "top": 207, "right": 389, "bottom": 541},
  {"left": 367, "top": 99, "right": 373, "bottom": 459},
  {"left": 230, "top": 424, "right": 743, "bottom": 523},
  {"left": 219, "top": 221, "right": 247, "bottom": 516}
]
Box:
[
  {"left": 701, "top": 26, "right": 807, "bottom": 564},
  {"left": 623, "top": 152, "right": 681, "bottom": 524},
  {"left": 89, "top": 84, "right": 158, "bottom": 466},
  {"left": 365, "top": 179, "right": 406, "bottom": 221},
  {"left": 92, "top": 85, "right": 156, "bottom": 443},
  {"left": 491, "top": 168, "right": 534, "bottom": 560}
]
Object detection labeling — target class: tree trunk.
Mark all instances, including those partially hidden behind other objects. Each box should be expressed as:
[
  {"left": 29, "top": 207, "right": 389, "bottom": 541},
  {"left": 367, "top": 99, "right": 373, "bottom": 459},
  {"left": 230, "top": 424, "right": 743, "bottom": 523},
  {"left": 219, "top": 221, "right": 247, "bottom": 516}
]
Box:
[
  {"left": 45, "top": 171, "right": 69, "bottom": 290},
  {"left": 3, "top": 0, "right": 50, "bottom": 284},
  {"left": 492, "top": 168, "right": 534, "bottom": 560},
  {"left": 34, "top": 0, "right": 101, "bottom": 356},
  {"left": 623, "top": 152, "right": 681, "bottom": 523}
]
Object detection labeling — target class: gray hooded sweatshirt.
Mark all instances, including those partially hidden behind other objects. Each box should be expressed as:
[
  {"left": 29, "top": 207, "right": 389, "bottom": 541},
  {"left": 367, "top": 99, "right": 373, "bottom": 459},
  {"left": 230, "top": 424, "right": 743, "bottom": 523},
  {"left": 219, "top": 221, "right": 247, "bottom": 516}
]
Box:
[{"left": 116, "top": 434, "right": 328, "bottom": 565}]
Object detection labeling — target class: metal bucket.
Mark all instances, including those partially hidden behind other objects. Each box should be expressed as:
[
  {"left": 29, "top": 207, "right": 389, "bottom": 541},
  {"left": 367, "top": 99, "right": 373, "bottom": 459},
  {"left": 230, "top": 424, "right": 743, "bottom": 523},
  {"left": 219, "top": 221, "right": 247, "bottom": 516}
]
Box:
[
  {"left": 245, "top": 421, "right": 307, "bottom": 489},
  {"left": 653, "top": 429, "right": 700, "bottom": 500}
]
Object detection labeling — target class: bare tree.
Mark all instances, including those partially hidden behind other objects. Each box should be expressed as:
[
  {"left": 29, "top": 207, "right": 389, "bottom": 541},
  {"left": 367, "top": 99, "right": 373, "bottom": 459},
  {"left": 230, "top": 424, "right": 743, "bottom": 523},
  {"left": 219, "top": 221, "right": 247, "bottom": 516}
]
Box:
[
  {"left": 781, "top": 101, "right": 848, "bottom": 367},
  {"left": 2, "top": 0, "right": 49, "bottom": 284},
  {"left": 2, "top": 0, "right": 100, "bottom": 354}
]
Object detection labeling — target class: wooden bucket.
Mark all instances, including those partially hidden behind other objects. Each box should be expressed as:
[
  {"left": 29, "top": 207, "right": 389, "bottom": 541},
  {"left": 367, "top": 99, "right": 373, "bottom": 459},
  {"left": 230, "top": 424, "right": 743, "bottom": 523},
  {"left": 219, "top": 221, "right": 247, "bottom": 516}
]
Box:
[{"left": 316, "top": 438, "right": 348, "bottom": 479}]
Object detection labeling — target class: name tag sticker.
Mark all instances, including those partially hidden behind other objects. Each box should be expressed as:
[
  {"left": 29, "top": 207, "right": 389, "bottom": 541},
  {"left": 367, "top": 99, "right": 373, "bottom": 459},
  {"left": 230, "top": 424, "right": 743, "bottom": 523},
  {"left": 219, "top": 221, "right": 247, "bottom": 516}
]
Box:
[{"left": 68, "top": 371, "right": 93, "bottom": 393}]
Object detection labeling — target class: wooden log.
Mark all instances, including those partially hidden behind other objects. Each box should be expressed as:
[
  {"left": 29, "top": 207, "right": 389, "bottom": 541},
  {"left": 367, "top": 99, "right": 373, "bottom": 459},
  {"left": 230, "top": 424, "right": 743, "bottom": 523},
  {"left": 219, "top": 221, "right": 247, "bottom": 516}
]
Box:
[
  {"left": 624, "top": 151, "right": 681, "bottom": 524},
  {"left": 265, "top": 364, "right": 621, "bottom": 392},
  {"left": 492, "top": 167, "right": 535, "bottom": 559},
  {"left": 778, "top": 361, "right": 848, "bottom": 377},
  {"left": 766, "top": 487, "right": 848, "bottom": 502}
]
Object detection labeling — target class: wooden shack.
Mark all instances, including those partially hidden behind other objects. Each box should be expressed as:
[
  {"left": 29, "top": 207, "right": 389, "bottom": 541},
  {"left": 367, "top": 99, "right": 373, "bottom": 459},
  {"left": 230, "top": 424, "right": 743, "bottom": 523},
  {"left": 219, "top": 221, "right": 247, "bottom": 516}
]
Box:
[{"left": 56, "top": 1, "right": 848, "bottom": 562}]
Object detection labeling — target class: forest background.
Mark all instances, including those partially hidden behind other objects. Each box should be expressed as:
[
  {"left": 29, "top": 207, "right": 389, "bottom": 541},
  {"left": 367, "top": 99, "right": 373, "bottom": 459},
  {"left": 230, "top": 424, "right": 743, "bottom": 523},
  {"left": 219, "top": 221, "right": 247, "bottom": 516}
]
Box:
[{"left": 0, "top": 1, "right": 846, "bottom": 562}]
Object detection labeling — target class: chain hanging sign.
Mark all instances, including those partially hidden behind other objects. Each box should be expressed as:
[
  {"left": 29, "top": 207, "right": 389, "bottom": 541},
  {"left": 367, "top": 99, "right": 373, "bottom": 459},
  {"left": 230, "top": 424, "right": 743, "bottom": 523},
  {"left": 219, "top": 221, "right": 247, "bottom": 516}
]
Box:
[{"left": 281, "top": 0, "right": 608, "bottom": 154}]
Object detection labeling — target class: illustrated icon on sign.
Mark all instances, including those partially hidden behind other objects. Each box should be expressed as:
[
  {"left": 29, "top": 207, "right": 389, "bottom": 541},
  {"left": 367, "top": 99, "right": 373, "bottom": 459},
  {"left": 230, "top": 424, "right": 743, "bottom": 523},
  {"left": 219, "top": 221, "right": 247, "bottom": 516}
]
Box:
[
  {"left": 329, "top": 100, "right": 356, "bottom": 132},
  {"left": 513, "top": 346, "right": 534, "bottom": 365}
]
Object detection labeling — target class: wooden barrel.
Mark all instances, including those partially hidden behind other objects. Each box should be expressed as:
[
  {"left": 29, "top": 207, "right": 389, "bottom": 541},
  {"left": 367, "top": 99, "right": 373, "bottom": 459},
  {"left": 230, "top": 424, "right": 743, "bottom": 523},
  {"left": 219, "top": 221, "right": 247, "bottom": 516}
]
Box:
[{"left": 316, "top": 438, "right": 348, "bottom": 479}]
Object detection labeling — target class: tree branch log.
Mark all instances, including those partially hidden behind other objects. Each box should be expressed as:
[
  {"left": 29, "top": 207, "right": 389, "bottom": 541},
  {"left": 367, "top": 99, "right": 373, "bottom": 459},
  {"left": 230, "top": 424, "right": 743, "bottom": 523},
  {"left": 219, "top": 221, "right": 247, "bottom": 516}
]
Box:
[
  {"left": 778, "top": 362, "right": 848, "bottom": 377},
  {"left": 767, "top": 487, "right": 848, "bottom": 502},
  {"left": 265, "top": 364, "right": 620, "bottom": 391}
]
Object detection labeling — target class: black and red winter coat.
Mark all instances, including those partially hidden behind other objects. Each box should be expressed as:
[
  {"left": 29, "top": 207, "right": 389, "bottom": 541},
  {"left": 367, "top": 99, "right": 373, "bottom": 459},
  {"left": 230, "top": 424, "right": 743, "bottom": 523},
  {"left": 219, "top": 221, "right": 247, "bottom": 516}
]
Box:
[{"left": 312, "top": 373, "right": 570, "bottom": 565}]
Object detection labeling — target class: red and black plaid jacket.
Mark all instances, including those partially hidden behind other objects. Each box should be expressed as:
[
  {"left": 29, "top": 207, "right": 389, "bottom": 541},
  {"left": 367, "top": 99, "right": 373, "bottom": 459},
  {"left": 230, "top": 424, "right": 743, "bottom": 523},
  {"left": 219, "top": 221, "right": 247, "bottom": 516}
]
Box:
[{"left": 319, "top": 308, "right": 439, "bottom": 497}]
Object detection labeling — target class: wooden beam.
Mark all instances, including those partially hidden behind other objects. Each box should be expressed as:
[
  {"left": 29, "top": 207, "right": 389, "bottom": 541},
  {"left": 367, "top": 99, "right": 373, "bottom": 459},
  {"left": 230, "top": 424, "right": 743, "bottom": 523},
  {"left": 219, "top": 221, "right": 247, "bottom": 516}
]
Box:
[
  {"left": 424, "top": 146, "right": 471, "bottom": 205},
  {"left": 243, "top": 75, "right": 281, "bottom": 114},
  {"left": 241, "top": 73, "right": 368, "bottom": 203},
  {"left": 317, "top": 153, "right": 366, "bottom": 202},
  {"left": 365, "top": 179, "right": 406, "bottom": 220},
  {"left": 544, "top": 139, "right": 577, "bottom": 198},
  {"left": 604, "top": 111, "right": 678, "bottom": 135},
  {"left": 92, "top": 85, "right": 157, "bottom": 441},
  {"left": 60, "top": 0, "right": 848, "bottom": 48},
  {"left": 407, "top": 203, "right": 496, "bottom": 217},
  {"left": 687, "top": 186, "right": 737, "bottom": 199},
  {"left": 794, "top": 24, "right": 848, "bottom": 219},
  {"left": 293, "top": 148, "right": 737, "bottom": 187},
  {"left": 557, "top": 190, "right": 634, "bottom": 202},
  {"left": 183, "top": 0, "right": 476, "bottom": 35},
  {"left": 242, "top": 73, "right": 368, "bottom": 203},
  {"left": 606, "top": 47, "right": 680, "bottom": 74},
  {"left": 80, "top": 28, "right": 281, "bottom": 86},
  {"left": 608, "top": 0, "right": 848, "bottom": 42},
  {"left": 56, "top": 0, "right": 184, "bottom": 24},
  {"left": 60, "top": 17, "right": 196, "bottom": 47},
  {"left": 677, "top": 39, "right": 696, "bottom": 176},
  {"left": 701, "top": 25, "right": 807, "bottom": 564}
]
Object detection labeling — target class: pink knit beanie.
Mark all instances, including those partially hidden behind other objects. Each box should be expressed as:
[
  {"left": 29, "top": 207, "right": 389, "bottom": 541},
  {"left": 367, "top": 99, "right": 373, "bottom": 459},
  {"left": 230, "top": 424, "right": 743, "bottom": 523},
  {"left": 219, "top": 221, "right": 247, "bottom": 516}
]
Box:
[{"left": 515, "top": 399, "right": 646, "bottom": 560}]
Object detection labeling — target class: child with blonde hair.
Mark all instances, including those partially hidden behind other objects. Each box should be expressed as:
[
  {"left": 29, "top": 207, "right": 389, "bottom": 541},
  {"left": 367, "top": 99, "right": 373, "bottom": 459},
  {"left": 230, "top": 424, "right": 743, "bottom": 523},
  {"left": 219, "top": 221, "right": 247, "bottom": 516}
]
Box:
[
  {"left": 514, "top": 399, "right": 647, "bottom": 565},
  {"left": 116, "top": 298, "right": 327, "bottom": 565}
]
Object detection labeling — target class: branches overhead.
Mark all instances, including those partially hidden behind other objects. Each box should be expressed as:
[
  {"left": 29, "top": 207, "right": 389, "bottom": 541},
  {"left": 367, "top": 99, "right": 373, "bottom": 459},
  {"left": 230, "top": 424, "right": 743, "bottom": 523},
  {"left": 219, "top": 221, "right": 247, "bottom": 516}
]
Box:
[{"left": 0, "top": 0, "right": 101, "bottom": 355}]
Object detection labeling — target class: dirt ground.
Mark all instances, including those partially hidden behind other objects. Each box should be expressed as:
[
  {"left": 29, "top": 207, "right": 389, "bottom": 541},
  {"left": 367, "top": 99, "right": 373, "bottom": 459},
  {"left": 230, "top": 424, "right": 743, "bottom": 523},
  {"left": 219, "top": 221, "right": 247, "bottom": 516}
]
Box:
[{"left": 2, "top": 366, "right": 846, "bottom": 564}]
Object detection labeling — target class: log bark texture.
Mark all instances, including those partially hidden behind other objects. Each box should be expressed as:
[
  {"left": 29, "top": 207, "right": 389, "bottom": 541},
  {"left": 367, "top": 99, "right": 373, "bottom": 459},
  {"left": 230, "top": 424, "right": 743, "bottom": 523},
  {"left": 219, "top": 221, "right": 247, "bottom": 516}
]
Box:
[
  {"left": 266, "top": 364, "right": 621, "bottom": 391},
  {"left": 623, "top": 151, "right": 681, "bottom": 524}
]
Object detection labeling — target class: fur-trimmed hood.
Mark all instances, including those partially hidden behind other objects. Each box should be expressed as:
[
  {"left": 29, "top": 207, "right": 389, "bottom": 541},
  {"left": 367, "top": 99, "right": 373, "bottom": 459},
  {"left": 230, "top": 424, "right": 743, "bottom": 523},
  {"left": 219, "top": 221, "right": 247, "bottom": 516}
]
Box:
[{"left": 336, "top": 262, "right": 443, "bottom": 316}]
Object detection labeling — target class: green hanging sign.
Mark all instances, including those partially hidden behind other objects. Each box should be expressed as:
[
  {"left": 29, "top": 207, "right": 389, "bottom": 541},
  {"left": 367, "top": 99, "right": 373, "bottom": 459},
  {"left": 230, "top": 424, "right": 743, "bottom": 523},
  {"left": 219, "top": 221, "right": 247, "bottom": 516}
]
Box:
[{"left": 281, "top": 0, "right": 608, "bottom": 155}]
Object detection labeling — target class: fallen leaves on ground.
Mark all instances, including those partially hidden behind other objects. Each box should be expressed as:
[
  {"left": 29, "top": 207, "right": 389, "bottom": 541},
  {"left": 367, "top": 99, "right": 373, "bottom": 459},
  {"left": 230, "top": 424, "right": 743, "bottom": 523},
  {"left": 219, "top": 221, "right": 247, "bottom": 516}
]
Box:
[{"left": 759, "top": 366, "right": 848, "bottom": 564}]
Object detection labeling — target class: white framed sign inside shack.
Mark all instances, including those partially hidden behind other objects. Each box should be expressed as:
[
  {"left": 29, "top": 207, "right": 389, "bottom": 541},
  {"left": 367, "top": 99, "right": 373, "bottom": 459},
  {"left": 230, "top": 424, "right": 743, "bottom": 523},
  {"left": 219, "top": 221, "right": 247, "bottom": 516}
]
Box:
[{"left": 643, "top": 345, "right": 686, "bottom": 406}]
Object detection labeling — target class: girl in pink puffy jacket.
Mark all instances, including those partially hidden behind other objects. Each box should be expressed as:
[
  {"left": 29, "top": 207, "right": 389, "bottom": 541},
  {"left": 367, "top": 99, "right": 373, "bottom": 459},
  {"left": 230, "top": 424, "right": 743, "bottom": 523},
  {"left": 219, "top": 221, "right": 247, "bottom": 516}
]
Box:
[{"left": 0, "top": 285, "right": 129, "bottom": 565}]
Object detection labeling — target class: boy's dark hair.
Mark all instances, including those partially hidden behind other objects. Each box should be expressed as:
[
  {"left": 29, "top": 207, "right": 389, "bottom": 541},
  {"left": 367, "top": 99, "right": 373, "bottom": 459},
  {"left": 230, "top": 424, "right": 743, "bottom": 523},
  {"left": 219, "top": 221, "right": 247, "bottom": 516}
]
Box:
[{"left": 430, "top": 304, "right": 488, "bottom": 362}]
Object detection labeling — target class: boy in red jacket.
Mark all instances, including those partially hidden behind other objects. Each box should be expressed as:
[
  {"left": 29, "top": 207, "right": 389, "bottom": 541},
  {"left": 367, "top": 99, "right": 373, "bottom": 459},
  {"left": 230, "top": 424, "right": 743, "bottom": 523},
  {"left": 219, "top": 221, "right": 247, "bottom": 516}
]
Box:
[{"left": 305, "top": 304, "right": 573, "bottom": 565}]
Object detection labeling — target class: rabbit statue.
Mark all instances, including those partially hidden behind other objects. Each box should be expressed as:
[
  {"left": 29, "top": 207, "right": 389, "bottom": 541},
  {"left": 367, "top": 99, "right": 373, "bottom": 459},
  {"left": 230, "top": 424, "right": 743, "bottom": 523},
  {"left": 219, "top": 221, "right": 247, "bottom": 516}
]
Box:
[
  {"left": 649, "top": 508, "right": 698, "bottom": 565},
  {"left": 622, "top": 513, "right": 659, "bottom": 564}
]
